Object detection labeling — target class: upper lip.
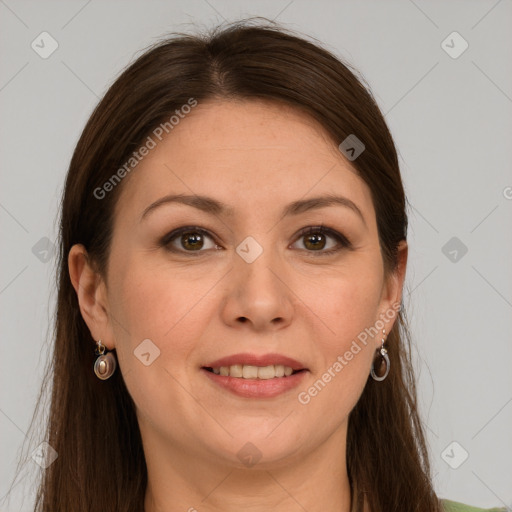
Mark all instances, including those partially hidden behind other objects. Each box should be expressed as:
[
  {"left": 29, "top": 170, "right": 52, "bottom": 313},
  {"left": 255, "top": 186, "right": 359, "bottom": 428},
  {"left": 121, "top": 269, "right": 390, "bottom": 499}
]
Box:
[{"left": 203, "top": 353, "right": 307, "bottom": 371}]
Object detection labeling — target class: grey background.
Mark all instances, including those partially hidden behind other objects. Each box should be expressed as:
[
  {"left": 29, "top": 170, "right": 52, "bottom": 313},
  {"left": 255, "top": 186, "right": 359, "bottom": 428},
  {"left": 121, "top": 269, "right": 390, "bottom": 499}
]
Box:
[{"left": 1, "top": 1, "right": 511, "bottom": 510}]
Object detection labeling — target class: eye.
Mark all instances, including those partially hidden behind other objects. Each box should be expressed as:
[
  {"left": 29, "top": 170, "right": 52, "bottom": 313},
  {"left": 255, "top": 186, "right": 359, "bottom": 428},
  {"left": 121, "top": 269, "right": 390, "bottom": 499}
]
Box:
[
  {"left": 161, "top": 226, "right": 219, "bottom": 254},
  {"left": 161, "top": 224, "right": 351, "bottom": 256},
  {"left": 291, "top": 225, "right": 351, "bottom": 255}
]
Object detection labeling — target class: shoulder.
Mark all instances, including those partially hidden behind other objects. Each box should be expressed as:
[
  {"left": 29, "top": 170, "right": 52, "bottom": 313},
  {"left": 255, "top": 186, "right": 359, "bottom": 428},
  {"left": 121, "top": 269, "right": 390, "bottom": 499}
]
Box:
[{"left": 441, "top": 498, "right": 509, "bottom": 512}]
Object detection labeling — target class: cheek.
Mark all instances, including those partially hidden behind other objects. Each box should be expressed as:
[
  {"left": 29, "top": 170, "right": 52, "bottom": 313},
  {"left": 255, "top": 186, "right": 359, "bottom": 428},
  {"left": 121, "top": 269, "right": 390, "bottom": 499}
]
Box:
[
  {"left": 292, "top": 257, "right": 383, "bottom": 414},
  {"left": 306, "top": 257, "right": 384, "bottom": 355},
  {"left": 106, "top": 249, "right": 217, "bottom": 378},
  {"left": 293, "top": 276, "right": 379, "bottom": 437},
  {"left": 106, "top": 258, "right": 214, "bottom": 435}
]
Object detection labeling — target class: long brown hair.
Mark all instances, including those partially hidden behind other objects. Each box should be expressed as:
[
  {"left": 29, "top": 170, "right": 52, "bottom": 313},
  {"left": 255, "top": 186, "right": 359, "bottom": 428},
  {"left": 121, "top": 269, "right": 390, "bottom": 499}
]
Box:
[{"left": 6, "top": 18, "right": 442, "bottom": 512}]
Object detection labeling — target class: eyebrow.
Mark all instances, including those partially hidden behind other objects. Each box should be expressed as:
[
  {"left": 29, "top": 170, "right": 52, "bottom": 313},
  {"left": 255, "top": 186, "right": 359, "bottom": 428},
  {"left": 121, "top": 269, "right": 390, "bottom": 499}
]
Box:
[{"left": 140, "top": 193, "right": 366, "bottom": 227}]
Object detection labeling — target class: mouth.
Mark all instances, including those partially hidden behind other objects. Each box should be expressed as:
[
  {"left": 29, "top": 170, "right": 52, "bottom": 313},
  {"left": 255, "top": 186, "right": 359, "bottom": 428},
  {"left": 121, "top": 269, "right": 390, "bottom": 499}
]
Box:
[
  {"left": 201, "top": 365, "right": 308, "bottom": 398},
  {"left": 201, "top": 353, "right": 309, "bottom": 398},
  {"left": 202, "top": 365, "right": 307, "bottom": 379},
  {"left": 203, "top": 352, "right": 308, "bottom": 376}
]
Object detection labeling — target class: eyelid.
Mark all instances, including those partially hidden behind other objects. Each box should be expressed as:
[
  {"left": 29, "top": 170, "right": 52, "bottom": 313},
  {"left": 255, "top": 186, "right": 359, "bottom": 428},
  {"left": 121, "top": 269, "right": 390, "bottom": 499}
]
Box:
[
  {"left": 160, "top": 226, "right": 220, "bottom": 254},
  {"left": 291, "top": 225, "right": 352, "bottom": 254}
]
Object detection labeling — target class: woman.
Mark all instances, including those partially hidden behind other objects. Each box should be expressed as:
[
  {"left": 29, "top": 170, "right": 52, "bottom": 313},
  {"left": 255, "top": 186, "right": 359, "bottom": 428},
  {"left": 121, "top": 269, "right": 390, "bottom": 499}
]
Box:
[{"left": 9, "top": 20, "right": 506, "bottom": 512}]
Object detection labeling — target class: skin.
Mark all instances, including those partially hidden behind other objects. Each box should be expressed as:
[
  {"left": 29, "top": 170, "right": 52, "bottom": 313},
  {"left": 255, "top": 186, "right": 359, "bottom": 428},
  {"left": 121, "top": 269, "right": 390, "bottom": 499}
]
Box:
[{"left": 69, "top": 99, "right": 407, "bottom": 512}]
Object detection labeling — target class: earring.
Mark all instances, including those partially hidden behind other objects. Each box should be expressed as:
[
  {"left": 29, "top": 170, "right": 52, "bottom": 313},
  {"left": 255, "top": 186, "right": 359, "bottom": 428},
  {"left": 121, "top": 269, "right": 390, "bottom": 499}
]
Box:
[
  {"left": 370, "top": 328, "right": 390, "bottom": 381},
  {"left": 93, "top": 339, "right": 117, "bottom": 380}
]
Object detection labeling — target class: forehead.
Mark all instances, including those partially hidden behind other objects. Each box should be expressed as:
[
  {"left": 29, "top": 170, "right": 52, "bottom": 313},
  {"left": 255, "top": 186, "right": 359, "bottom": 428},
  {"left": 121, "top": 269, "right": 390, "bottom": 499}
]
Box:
[{"left": 114, "top": 99, "right": 375, "bottom": 224}]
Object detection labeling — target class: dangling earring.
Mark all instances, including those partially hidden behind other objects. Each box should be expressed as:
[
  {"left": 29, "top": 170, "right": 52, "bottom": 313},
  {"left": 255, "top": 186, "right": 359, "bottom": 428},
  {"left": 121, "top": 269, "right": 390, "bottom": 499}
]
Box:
[
  {"left": 370, "top": 328, "right": 390, "bottom": 381},
  {"left": 93, "top": 339, "right": 117, "bottom": 380}
]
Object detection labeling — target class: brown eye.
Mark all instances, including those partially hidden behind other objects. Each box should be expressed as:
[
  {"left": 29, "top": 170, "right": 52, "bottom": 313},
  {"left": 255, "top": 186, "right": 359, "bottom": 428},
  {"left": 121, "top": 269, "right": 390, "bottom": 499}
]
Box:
[
  {"left": 162, "top": 227, "right": 218, "bottom": 253},
  {"left": 292, "top": 226, "right": 351, "bottom": 255},
  {"left": 303, "top": 232, "right": 327, "bottom": 251},
  {"left": 181, "top": 231, "right": 205, "bottom": 251}
]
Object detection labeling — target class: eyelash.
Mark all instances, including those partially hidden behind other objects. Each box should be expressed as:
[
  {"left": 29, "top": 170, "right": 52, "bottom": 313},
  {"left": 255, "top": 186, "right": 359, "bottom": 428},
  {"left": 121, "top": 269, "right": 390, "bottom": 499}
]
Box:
[{"left": 160, "top": 224, "right": 352, "bottom": 257}]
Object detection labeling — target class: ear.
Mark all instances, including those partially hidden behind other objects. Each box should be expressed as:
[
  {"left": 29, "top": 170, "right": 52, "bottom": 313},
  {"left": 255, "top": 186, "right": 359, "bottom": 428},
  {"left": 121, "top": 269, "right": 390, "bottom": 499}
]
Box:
[
  {"left": 68, "top": 244, "right": 115, "bottom": 350},
  {"left": 378, "top": 239, "right": 408, "bottom": 335}
]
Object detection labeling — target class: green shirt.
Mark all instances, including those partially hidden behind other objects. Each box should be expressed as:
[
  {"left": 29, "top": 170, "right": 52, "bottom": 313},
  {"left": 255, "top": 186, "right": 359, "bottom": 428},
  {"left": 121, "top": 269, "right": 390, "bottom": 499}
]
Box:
[{"left": 441, "top": 499, "right": 508, "bottom": 511}]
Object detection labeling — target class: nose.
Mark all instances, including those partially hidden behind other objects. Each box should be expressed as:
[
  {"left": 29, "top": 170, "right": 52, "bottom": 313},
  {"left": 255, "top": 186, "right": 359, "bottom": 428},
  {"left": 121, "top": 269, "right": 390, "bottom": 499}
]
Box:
[{"left": 220, "top": 243, "right": 295, "bottom": 332}]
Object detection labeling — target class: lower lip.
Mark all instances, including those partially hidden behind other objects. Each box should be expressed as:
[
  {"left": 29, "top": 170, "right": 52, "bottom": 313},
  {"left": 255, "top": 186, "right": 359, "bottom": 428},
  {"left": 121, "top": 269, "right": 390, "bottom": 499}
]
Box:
[{"left": 201, "top": 368, "right": 308, "bottom": 398}]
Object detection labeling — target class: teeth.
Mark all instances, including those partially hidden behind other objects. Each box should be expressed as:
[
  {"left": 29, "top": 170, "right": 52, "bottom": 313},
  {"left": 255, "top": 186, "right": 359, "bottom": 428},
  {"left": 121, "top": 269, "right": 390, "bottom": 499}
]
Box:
[
  {"left": 230, "top": 364, "right": 243, "bottom": 378},
  {"left": 256, "top": 365, "right": 274, "bottom": 380},
  {"left": 210, "top": 364, "right": 297, "bottom": 379},
  {"left": 243, "top": 365, "right": 259, "bottom": 379}
]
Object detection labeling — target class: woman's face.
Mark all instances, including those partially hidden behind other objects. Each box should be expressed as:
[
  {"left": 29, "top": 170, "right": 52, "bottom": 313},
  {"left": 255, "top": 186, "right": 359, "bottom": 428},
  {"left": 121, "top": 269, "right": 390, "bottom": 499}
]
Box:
[{"left": 75, "top": 99, "right": 406, "bottom": 469}]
